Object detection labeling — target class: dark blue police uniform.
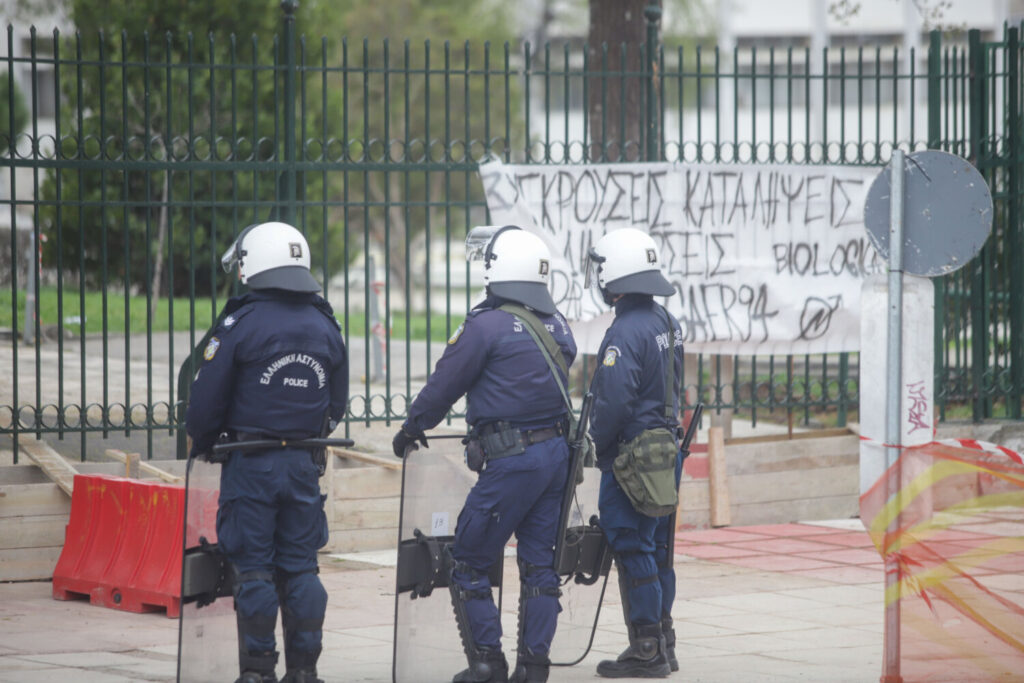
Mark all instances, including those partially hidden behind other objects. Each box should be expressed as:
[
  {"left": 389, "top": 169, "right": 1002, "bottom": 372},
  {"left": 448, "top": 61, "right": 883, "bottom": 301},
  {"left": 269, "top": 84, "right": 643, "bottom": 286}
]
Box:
[
  {"left": 589, "top": 294, "right": 684, "bottom": 628},
  {"left": 401, "top": 294, "right": 576, "bottom": 658},
  {"left": 186, "top": 289, "right": 348, "bottom": 671}
]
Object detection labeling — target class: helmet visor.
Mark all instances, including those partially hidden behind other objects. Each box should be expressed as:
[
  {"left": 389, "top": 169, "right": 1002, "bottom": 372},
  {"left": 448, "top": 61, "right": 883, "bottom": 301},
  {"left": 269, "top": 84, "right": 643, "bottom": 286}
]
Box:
[
  {"left": 220, "top": 241, "right": 239, "bottom": 273},
  {"left": 221, "top": 223, "right": 259, "bottom": 274},
  {"left": 583, "top": 247, "right": 605, "bottom": 290},
  {"left": 465, "top": 225, "right": 503, "bottom": 262}
]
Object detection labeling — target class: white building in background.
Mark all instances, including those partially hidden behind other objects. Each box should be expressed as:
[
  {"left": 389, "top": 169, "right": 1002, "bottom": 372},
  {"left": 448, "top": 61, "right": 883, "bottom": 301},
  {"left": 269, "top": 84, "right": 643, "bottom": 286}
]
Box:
[{"left": 517, "top": 0, "right": 1022, "bottom": 160}]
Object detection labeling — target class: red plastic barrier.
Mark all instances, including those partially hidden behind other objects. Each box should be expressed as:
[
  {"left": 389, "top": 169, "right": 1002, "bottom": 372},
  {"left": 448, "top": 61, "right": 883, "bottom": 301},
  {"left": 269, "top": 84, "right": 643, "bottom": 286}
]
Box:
[{"left": 52, "top": 473, "right": 188, "bottom": 618}]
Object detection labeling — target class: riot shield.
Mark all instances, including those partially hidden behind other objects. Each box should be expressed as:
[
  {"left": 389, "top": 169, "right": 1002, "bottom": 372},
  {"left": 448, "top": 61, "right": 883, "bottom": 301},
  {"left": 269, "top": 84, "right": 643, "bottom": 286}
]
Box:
[
  {"left": 547, "top": 468, "right": 611, "bottom": 666},
  {"left": 392, "top": 434, "right": 500, "bottom": 683},
  {"left": 392, "top": 433, "right": 610, "bottom": 681},
  {"left": 177, "top": 455, "right": 237, "bottom": 683}
]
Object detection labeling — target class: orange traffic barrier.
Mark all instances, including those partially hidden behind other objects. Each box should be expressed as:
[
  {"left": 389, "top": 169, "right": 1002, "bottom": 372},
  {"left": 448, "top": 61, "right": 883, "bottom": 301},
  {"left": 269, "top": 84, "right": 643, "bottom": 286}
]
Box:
[{"left": 52, "top": 473, "right": 189, "bottom": 618}]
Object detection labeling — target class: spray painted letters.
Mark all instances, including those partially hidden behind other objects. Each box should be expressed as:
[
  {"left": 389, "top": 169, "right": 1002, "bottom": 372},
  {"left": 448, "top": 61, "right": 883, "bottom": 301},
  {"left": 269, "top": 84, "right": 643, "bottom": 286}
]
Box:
[{"left": 479, "top": 159, "right": 882, "bottom": 355}]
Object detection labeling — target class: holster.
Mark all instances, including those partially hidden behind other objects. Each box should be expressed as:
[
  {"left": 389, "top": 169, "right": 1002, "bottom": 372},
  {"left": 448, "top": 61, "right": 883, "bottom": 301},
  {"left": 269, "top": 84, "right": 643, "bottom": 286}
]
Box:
[{"left": 478, "top": 422, "right": 527, "bottom": 461}]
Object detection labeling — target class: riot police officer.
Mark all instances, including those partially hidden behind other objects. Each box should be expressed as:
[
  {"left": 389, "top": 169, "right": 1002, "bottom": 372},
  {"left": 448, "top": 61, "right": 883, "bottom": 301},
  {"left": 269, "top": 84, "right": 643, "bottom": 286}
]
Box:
[
  {"left": 187, "top": 221, "right": 349, "bottom": 683},
  {"left": 584, "top": 227, "right": 684, "bottom": 678},
  {"left": 392, "top": 225, "right": 576, "bottom": 683}
]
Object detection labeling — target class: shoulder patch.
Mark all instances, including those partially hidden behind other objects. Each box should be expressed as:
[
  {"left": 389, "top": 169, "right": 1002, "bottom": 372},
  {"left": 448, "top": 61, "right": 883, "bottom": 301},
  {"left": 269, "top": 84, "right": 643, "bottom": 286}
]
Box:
[
  {"left": 448, "top": 322, "right": 466, "bottom": 345},
  {"left": 602, "top": 345, "right": 620, "bottom": 367},
  {"left": 216, "top": 305, "right": 254, "bottom": 334},
  {"left": 203, "top": 337, "right": 221, "bottom": 361}
]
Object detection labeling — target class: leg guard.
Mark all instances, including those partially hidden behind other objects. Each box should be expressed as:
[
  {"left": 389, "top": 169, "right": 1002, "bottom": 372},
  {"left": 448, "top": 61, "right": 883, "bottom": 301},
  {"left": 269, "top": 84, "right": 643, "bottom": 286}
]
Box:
[
  {"left": 513, "top": 557, "right": 561, "bottom": 660},
  {"left": 449, "top": 557, "right": 507, "bottom": 682},
  {"left": 661, "top": 615, "right": 679, "bottom": 673},
  {"left": 234, "top": 568, "right": 279, "bottom": 680},
  {"left": 596, "top": 622, "right": 670, "bottom": 679},
  {"left": 275, "top": 568, "right": 327, "bottom": 677},
  {"left": 512, "top": 558, "right": 558, "bottom": 683}
]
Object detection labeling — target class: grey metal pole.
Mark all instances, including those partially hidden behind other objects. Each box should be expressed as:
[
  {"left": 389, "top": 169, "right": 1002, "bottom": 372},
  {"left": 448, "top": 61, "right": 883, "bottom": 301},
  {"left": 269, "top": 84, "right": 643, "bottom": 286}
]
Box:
[{"left": 882, "top": 148, "right": 905, "bottom": 682}]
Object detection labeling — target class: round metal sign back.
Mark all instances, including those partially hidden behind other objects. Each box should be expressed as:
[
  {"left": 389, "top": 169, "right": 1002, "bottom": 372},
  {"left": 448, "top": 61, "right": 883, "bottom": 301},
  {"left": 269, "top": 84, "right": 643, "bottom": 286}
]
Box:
[{"left": 863, "top": 150, "right": 993, "bottom": 277}]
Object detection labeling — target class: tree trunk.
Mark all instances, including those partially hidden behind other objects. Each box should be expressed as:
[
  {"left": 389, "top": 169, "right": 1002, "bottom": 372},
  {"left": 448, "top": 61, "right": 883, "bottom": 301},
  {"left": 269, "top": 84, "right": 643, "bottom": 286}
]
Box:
[
  {"left": 587, "top": 0, "right": 651, "bottom": 162},
  {"left": 150, "top": 169, "right": 170, "bottom": 319}
]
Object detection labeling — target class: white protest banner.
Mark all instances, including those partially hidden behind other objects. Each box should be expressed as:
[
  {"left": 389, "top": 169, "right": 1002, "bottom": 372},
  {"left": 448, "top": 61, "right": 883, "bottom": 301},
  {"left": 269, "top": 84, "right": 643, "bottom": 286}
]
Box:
[{"left": 479, "top": 158, "right": 883, "bottom": 355}]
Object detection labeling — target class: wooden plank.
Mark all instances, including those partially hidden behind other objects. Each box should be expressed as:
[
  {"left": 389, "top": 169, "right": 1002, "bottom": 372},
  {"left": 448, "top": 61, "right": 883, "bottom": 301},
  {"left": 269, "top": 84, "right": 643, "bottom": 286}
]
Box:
[
  {"left": 0, "top": 465, "right": 50, "bottom": 484},
  {"left": 678, "top": 480, "right": 709, "bottom": 512},
  {"left": 0, "top": 515, "right": 67, "bottom": 549},
  {"left": 331, "top": 467, "right": 403, "bottom": 499},
  {"left": 0, "top": 483, "right": 71, "bottom": 517},
  {"left": 324, "top": 527, "right": 398, "bottom": 554},
  {"left": 125, "top": 451, "right": 140, "bottom": 478},
  {"left": 708, "top": 426, "right": 731, "bottom": 527},
  {"left": 18, "top": 438, "right": 77, "bottom": 496},
  {"left": 724, "top": 427, "right": 854, "bottom": 446},
  {"left": 330, "top": 447, "right": 403, "bottom": 471},
  {"left": 731, "top": 496, "right": 861, "bottom": 527},
  {"left": 102, "top": 449, "right": 184, "bottom": 484},
  {"left": 729, "top": 465, "right": 859, "bottom": 505},
  {"left": 332, "top": 496, "right": 400, "bottom": 531},
  {"left": 724, "top": 435, "right": 859, "bottom": 476},
  {"left": 0, "top": 545, "right": 63, "bottom": 582}
]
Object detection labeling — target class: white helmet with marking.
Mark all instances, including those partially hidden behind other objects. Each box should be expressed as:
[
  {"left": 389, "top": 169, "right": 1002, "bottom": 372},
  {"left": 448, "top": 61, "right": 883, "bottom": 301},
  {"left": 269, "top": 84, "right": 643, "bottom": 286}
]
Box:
[
  {"left": 586, "top": 228, "right": 674, "bottom": 299},
  {"left": 465, "top": 225, "right": 557, "bottom": 315},
  {"left": 220, "top": 221, "right": 320, "bottom": 293}
]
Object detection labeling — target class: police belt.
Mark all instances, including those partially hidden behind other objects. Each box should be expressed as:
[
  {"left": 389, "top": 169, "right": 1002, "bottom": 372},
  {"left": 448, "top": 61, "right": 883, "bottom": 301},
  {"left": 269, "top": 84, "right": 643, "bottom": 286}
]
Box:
[{"left": 471, "top": 421, "right": 566, "bottom": 462}]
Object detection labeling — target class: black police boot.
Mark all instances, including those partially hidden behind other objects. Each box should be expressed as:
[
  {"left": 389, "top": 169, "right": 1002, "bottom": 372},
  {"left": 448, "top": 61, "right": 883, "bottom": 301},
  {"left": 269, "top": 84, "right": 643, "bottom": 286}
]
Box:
[
  {"left": 281, "top": 648, "right": 323, "bottom": 683},
  {"left": 662, "top": 615, "right": 679, "bottom": 672},
  {"left": 452, "top": 647, "right": 509, "bottom": 683},
  {"left": 236, "top": 650, "right": 279, "bottom": 683},
  {"left": 237, "top": 674, "right": 278, "bottom": 683},
  {"left": 510, "top": 651, "right": 550, "bottom": 682},
  {"left": 595, "top": 623, "right": 671, "bottom": 679}
]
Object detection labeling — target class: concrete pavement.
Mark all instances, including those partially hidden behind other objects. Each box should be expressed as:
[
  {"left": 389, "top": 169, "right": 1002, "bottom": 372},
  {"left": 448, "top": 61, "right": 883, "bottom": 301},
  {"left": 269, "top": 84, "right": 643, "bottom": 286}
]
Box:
[{"left": 0, "top": 519, "right": 885, "bottom": 682}]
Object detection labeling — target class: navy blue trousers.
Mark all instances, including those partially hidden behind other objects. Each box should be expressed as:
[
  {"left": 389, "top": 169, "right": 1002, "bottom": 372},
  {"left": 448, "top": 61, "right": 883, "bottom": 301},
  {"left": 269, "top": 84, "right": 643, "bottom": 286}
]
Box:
[
  {"left": 217, "top": 450, "right": 329, "bottom": 658},
  {"left": 450, "top": 436, "right": 570, "bottom": 656},
  {"left": 599, "top": 450, "right": 683, "bottom": 625}
]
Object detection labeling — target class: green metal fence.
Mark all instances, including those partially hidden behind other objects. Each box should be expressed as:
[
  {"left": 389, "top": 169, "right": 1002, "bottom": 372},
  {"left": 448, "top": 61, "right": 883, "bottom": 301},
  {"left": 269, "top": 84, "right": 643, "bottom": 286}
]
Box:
[{"left": 2, "top": 7, "right": 1022, "bottom": 461}]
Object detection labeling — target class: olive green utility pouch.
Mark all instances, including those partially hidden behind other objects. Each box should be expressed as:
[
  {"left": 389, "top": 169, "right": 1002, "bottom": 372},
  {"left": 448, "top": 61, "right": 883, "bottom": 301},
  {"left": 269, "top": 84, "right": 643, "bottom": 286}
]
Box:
[{"left": 612, "top": 427, "right": 679, "bottom": 517}]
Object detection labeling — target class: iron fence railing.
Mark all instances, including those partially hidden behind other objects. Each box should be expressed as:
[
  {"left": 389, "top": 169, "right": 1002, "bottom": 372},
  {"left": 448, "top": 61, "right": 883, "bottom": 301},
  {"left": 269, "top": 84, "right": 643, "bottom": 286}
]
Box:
[{"left": 1, "top": 5, "right": 1022, "bottom": 460}]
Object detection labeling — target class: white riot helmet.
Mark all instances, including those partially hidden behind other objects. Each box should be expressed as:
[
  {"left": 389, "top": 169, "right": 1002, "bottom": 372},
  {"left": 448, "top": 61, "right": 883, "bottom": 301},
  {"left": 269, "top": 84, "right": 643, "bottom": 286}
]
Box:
[
  {"left": 465, "top": 225, "right": 557, "bottom": 315},
  {"left": 220, "top": 221, "right": 320, "bottom": 292},
  {"left": 585, "top": 228, "right": 675, "bottom": 301}
]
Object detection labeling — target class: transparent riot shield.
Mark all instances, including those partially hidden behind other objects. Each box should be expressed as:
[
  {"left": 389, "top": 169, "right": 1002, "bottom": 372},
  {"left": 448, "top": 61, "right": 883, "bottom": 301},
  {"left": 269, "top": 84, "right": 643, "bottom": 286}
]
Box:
[
  {"left": 548, "top": 468, "right": 612, "bottom": 666},
  {"left": 393, "top": 433, "right": 610, "bottom": 681},
  {"left": 177, "top": 456, "right": 237, "bottom": 683},
  {"left": 392, "top": 435, "right": 500, "bottom": 683}
]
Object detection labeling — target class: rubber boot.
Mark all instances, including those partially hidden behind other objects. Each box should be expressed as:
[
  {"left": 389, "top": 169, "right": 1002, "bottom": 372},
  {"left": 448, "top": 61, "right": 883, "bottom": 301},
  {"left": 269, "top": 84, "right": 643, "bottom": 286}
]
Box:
[
  {"left": 662, "top": 616, "right": 679, "bottom": 672},
  {"left": 596, "top": 623, "right": 671, "bottom": 679},
  {"left": 510, "top": 652, "right": 550, "bottom": 682},
  {"left": 452, "top": 648, "right": 509, "bottom": 683}
]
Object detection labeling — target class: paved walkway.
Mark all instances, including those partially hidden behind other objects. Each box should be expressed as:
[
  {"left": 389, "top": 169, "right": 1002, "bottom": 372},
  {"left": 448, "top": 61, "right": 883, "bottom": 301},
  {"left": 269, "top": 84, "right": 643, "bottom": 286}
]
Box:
[{"left": 0, "top": 519, "right": 885, "bottom": 682}]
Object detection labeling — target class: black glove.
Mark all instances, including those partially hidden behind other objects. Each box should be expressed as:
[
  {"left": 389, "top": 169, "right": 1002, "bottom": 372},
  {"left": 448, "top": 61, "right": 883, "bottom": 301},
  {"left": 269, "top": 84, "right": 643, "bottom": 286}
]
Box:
[{"left": 393, "top": 427, "right": 428, "bottom": 458}]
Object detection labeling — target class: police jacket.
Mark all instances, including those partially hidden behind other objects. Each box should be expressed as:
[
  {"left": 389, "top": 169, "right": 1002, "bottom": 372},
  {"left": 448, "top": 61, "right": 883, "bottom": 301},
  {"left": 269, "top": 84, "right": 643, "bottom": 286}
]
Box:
[
  {"left": 403, "top": 294, "right": 577, "bottom": 435},
  {"left": 186, "top": 290, "right": 349, "bottom": 457},
  {"left": 590, "top": 294, "right": 684, "bottom": 472}
]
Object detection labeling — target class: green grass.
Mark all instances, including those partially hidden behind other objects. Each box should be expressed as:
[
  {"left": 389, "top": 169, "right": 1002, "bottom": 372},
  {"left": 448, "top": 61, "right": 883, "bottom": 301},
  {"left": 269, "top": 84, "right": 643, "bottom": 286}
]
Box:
[
  {"left": 0, "top": 286, "right": 457, "bottom": 342},
  {"left": 0, "top": 286, "right": 216, "bottom": 335}
]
